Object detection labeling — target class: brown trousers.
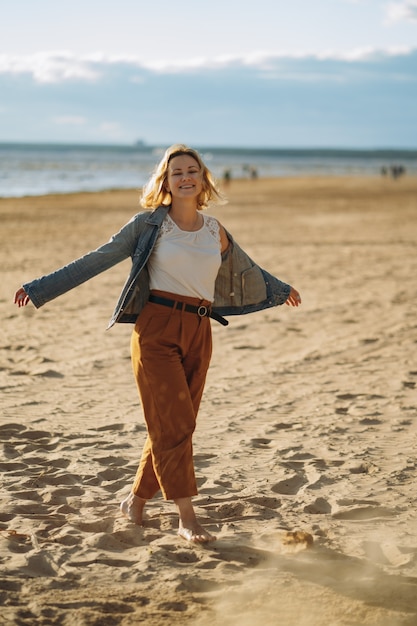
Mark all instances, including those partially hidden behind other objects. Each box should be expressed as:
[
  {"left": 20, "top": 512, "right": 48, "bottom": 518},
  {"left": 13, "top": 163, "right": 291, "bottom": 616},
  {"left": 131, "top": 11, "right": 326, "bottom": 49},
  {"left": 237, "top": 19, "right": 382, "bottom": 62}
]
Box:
[{"left": 130, "top": 290, "right": 213, "bottom": 501}]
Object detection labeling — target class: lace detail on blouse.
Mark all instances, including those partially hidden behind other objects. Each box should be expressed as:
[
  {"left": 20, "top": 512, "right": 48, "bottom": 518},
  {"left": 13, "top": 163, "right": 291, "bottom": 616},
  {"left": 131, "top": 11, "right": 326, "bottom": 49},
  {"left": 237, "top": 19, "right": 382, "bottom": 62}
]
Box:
[
  {"left": 158, "top": 213, "right": 220, "bottom": 248},
  {"left": 204, "top": 215, "right": 221, "bottom": 247},
  {"left": 159, "top": 214, "right": 176, "bottom": 236}
]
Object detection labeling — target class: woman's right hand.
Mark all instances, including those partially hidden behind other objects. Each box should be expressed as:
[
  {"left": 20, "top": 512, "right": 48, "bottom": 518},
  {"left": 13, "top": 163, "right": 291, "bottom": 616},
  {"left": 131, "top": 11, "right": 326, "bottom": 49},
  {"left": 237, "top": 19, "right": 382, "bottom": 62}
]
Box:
[
  {"left": 14, "top": 287, "right": 31, "bottom": 307},
  {"left": 286, "top": 286, "right": 302, "bottom": 307}
]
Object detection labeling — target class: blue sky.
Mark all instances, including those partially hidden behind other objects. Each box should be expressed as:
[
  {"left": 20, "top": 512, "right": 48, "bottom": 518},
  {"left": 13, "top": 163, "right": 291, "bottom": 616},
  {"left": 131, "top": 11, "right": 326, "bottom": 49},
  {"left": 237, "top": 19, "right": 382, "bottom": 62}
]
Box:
[{"left": 1, "top": 0, "right": 417, "bottom": 147}]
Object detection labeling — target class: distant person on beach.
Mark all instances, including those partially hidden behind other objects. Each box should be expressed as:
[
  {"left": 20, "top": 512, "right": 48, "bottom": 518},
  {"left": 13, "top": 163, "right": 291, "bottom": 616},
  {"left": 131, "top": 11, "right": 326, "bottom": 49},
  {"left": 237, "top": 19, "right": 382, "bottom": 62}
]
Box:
[
  {"left": 242, "top": 164, "right": 258, "bottom": 180},
  {"left": 381, "top": 164, "right": 406, "bottom": 179},
  {"left": 14, "top": 144, "right": 301, "bottom": 544},
  {"left": 222, "top": 167, "right": 232, "bottom": 186},
  {"left": 390, "top": 164, "right": 406, "bottom": 179}
]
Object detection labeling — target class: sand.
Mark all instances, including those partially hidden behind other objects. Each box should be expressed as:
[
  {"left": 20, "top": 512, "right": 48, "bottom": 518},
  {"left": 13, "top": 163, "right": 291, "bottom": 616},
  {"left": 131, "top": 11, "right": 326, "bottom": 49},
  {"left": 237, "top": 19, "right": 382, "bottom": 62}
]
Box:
[{"left": 1, "top": 176, "right": 417, "bottom": 626}]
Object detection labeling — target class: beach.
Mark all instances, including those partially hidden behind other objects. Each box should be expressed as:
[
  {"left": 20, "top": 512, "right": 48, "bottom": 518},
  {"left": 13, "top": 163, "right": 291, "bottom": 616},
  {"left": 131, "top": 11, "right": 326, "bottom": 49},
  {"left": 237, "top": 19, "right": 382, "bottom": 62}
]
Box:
[{"left": 1, "top": 175, "right": 417, "bottom": 625}]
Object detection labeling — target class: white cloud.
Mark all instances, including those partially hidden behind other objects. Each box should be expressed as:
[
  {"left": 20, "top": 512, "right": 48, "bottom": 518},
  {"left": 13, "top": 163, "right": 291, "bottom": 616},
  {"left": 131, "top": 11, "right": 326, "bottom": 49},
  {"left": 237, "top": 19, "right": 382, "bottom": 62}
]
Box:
[
  {"left": 0, "top": 52, "right": 101, "bottom": 83},
  {"left": 385, "top": 1, "right": 417, "bottom": 23},
  {"left": 0, "top": 47, "right": 415, "bottom": 83},
  {"left": 129, "top": 47, "right": 416, "bottom": 74},
  {"left": 317, "top": 45, "right": 414, "bottom": 60}
]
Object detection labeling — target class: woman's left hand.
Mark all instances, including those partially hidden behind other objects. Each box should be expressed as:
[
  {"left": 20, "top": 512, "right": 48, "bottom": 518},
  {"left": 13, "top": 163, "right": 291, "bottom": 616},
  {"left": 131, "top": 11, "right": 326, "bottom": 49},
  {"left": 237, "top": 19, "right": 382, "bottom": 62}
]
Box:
[
  {"left": 286, "top": 286, "right": 301, "bottom": 307},
  {"left": 14, "top": 287, "right": 31, "bottom": 308}
]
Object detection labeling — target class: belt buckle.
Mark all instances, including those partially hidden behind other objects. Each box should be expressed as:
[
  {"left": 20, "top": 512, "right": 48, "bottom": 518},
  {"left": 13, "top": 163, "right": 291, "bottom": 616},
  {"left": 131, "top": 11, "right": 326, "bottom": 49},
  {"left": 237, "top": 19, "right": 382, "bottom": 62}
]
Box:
[{"left": 197, "top": 305, "right": 208, "bottom": 318}]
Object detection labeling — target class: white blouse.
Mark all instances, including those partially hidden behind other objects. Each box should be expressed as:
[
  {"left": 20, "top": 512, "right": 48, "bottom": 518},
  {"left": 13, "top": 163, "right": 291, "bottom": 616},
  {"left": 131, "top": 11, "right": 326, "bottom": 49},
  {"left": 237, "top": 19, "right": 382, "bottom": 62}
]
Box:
[{"left": 148, "top": 213, "right": 222, "bottom": 302}]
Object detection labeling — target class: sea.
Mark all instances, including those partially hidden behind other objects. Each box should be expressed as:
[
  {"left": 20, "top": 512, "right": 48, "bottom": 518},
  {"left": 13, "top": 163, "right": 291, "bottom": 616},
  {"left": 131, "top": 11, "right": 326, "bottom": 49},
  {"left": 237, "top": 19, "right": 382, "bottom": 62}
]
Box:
[{"left": 1, "top": 143, "right": 416, "bottom": 198}]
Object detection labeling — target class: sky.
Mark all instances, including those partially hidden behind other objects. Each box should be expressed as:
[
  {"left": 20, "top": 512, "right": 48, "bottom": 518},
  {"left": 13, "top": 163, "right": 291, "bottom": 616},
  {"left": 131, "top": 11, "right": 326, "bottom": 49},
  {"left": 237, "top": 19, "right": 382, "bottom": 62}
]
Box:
[{"left": 1, "top": 0, "right": 417, "bottom": 148}]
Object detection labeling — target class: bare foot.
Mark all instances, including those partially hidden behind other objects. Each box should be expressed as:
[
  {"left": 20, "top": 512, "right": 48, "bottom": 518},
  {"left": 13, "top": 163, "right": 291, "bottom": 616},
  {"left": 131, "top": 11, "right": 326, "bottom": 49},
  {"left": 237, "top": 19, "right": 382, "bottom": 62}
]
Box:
[
  {"left": 178, "top": 522, "right": 216, "bottom": 544},
  {"left": 120, "top": 493, "right": 146, "bottom": 524},
  {"left": 175, "top": 496, "right": 216, "bottom": 544}
]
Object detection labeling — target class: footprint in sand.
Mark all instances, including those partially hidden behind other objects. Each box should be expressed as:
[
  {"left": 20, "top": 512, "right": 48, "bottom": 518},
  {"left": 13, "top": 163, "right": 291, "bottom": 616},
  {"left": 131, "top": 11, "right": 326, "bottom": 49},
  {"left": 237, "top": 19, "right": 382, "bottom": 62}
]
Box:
[
  {"left": 20, "top": 553, "right": 62, "bottom": 577},
  {"left": 157, "top": 601, "right": 188, "bottom": 612},
  {"left": 246, "top": 496, "right": 281, "bottom": 510},
  {"left": 8, "top": 502, "right": 52, "bottom": 516},
  {"left": 362, "top": 541, "right": 413, "bottom": 568},
  {"left": 269, "top": 422, "right": 295, "bottom": 431},
  {"left": 347, "top": 460, "right": 378, "bottom": 474},
  {"left": 32, "top": 369, "right": 64, "bottom": 378},
  {"left": 73, "top": 518, "right": 115, "bottom": 534},
  {"left": 0, "top": 423, "right": 27, "bottom": 437},
  {"left": 359, "top": 417, "right": 382, "bottom": 425},
  {"left": 335, "top": 407, "right": 349, "bottom": 415},
  {"left": 93, "top": 455, "right": 127, "bottom": 467},
  {"left": 304, "top": 497, "right": 332, "bottom": 515},
  {"left": 43, "top": 486, "right": 84, "bottom": 505},
  {"left": 336, "top": 393, "right": 360, "bottom": 401},
  {"left": 271, "top": 474, "right": 308, "bottom": 495},
  {"left": 207, "top": 501, "right": 247, "bottom": 520},
  {"left": 194, "top": 453, "right": 217, "bottom": 469},
  {"left": 250, "top": 438, "right": 272, "bottom": 448},
  {"left": 162, "top": 548, "right": 200, "bottom": 564},
  {"left": 333, "top": 501, "right": 396, "bottom": 520},
  {"left": 111, "top": 529, "right": 148, "bottom": 548},
  {"left": 0, "top": 461, "right": 27, "bottom": 472},
  {"left": 97, "top": 468, "right": 127, "bottom": 482},
  {"left": 94, "top": 423, "right": 127, "bottom": 432}
]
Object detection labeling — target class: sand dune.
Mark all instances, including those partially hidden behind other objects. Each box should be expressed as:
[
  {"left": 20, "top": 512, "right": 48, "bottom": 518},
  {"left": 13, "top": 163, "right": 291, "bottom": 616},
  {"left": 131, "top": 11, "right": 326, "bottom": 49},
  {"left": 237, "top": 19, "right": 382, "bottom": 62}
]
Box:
[{"left": 1, "top": 176, "right": 417, "bottom": 625}]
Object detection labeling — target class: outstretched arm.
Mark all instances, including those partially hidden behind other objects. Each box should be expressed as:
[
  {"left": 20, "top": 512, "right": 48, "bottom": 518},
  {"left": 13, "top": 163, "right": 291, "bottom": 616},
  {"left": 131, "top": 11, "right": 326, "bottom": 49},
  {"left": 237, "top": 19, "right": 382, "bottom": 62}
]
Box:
[
  {"left": 216, "top": 218, "right": 301, "bottom": 308},
  {"left": 14, "top": 287, "right": 31, "bottom": 308}
]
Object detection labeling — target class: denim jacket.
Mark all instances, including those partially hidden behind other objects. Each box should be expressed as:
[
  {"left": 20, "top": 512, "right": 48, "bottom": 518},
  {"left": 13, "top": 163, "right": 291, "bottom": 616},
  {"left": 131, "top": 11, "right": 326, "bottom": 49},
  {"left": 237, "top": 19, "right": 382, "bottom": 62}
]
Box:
[{"left": 24, "top": 205, "right": 291, "bottom": 329}]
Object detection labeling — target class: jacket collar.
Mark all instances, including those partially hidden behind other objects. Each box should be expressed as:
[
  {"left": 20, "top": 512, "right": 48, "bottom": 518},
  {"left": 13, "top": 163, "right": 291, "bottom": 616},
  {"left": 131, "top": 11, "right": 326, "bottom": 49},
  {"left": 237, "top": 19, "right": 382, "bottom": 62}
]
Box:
[{"left": 145, "top": 205, "right": 170, "bottom": 226}]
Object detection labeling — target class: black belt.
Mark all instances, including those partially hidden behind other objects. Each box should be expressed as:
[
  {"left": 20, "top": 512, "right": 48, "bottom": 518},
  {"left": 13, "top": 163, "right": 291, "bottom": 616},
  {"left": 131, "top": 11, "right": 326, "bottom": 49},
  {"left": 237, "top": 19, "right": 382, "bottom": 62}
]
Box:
[{"left": 148, "top": 294, "right": 228, "bottom": 326}]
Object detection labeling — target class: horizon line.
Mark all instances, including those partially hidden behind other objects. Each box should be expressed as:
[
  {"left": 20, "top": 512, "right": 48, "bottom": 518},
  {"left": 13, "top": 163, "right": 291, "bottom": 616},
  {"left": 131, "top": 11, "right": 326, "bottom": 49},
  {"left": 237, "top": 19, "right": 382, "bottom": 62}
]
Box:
[{"left": 1, "top": 141, "right": 417, "bottom": 153}]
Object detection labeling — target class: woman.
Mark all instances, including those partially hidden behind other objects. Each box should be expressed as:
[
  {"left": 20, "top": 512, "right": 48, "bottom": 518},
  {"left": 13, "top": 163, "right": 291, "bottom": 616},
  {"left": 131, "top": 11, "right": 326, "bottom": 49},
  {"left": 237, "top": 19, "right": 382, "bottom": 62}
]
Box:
[{"left": 14, "top": 144, "right": 301, "bottom": 544}]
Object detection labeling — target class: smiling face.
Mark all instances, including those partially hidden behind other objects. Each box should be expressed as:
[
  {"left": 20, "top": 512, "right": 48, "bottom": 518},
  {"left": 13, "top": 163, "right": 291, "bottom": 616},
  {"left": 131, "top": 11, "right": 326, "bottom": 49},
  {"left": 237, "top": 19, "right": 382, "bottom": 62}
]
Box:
[{"left": 165, "top": 154, "right": 204, "bottom": 204}]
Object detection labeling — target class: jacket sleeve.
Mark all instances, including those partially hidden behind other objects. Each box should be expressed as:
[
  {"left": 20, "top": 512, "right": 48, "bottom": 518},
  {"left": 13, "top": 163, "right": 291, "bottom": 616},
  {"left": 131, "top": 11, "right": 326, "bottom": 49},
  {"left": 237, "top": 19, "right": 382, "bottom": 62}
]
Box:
[
  {"left": 213, "top": 234, "right": 291, "bottom": 315},
  {"left": 23, "top": 213, "right": 145, "bottom": 308}
]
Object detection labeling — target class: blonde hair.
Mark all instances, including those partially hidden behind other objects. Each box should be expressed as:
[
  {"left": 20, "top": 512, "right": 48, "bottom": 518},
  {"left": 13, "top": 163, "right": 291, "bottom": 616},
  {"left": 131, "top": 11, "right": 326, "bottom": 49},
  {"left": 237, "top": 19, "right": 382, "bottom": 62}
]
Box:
[{"left": 140, "top": 144, "right": 224, "bottom": 210}]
